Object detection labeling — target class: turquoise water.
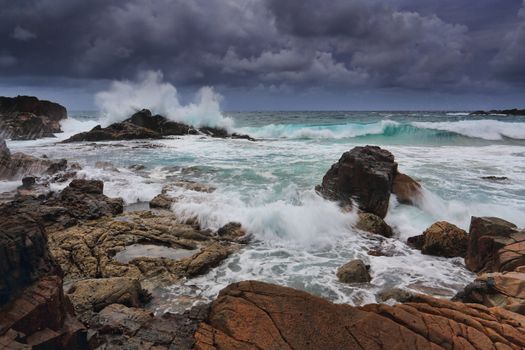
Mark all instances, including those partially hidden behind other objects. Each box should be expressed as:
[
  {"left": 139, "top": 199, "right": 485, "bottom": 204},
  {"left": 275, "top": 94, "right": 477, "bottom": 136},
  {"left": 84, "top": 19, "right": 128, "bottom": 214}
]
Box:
[{"left": 5, "top": 111, "right": 525, "bottom": 308}]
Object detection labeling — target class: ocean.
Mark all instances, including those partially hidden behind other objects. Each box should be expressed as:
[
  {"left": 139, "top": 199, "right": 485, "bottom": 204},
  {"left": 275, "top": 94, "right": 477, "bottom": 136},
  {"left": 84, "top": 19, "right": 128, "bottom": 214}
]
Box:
[{"left": 5, "top": 111, "right": 525, "bottom": 312}]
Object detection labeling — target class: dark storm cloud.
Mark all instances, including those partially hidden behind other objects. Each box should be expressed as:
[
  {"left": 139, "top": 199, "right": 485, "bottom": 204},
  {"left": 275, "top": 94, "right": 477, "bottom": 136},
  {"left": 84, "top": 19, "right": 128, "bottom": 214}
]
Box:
[{"left": 0, "top": 0, "right": 524, "bottom": 95}]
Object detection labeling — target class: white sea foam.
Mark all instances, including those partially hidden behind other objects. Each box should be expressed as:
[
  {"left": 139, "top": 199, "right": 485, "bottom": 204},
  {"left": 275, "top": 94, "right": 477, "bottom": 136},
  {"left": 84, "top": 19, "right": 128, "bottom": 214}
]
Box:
[
  {"left": 413, "top": 120, "right": 525, "bottom": 140},
  {"left": 95, "top": 70, "right": 233, "bottom": 130}
]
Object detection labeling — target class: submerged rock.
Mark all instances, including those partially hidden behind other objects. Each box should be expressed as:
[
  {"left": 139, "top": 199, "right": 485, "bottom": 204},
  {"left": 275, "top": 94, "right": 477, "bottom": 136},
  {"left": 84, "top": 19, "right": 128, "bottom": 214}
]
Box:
[
  {"left": 356, "top": 212, "right": 393, "bottom": 237},
  {"left": 194, "top": 280, "right": 525, "bottom": 349},
  {"left": 408, "top": 221, "right": 468, "bottom": 258},
  {"left": 317, "top": 145, "right": 397, "bottom": 218},
  {"left": 0, "top": 95, "right": 67, "bottom": 140},
  {"left": 336, "top": 259, "right": 371, "bottom": 283}
]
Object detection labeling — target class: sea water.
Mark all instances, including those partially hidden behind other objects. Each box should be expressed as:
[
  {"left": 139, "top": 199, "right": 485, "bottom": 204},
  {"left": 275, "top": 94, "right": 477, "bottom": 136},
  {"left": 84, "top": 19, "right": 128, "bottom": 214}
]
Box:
[{"left": 5, "top": 111, "right": 525, "bottom": 311}]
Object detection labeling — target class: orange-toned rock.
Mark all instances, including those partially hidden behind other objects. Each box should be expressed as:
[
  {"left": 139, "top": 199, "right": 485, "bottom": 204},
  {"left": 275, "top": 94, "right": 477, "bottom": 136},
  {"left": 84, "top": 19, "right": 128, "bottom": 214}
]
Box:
[
  {"left": 392, "top": 172, "right": 422, "bottom": 205},
  {"left": 194, "top": 280, "right": 525, "bottom": 350},
  {"left": 466, "top": 217, "right": 525, "bottom": 273},
  {"left": 408, "top": 221, "right": 468, "bottom": 258}
]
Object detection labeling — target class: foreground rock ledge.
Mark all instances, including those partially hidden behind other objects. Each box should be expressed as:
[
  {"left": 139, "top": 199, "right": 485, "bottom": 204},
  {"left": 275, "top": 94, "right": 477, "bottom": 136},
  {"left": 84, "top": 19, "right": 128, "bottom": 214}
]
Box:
[{"left": 195, "top": 280, "right": 525, "bottom": 350}]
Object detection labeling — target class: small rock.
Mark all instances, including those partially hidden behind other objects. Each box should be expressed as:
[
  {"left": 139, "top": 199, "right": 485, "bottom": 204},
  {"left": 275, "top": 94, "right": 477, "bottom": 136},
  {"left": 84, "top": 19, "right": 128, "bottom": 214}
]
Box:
[
  {"left": 378, "top": 288, "right": 414, "bottom": 302},
  {"left": 481, "top": 176, "right": 509, "bottom": 182},
  {"left": 150, "top": 193, "right": 175, "bottom": 209},
  {"left": 21, "top": 176, "right": 36, "bottom": 188},
  {"left": 392, "top": 172, "right": 421, "bottom": 205},
  {"left": 356, "top": 212, "right": 393, "bottom": 238},
  {"left": 336, "top": 259, "right": 371, "bottom": 284}
]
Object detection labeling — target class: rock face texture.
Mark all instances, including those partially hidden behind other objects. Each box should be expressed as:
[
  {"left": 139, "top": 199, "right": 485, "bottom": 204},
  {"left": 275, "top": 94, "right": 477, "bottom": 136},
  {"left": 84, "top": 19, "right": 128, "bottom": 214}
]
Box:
[
  {"left": 48, "top": 210, "right": 242, "bottom": 291},
  {"left": 0, "top": 194, "right": 86, "bottom": 348},
  {"left": 194, "top": 280, "right": 525, "bottom": 350},
  {"left": 0, "top": 95, "right": 67, "bottom": 140},
  {"left": 392, "top": 172, "right": 422, "bottom": 205},
  {"left": 466, "top": 217, "right": 524, "bottom": 273},
  {"left": 63, "top": 109, "right": 253, "bottom": 142},
  {"left": 317, "top": 146, "right": 398, "bottom": 218},
  {"left": 408, "top": 221, "right": 468, "bottom": 258},
  {"left": 356, "top": 212, "right": 393, "bottom": 237}
]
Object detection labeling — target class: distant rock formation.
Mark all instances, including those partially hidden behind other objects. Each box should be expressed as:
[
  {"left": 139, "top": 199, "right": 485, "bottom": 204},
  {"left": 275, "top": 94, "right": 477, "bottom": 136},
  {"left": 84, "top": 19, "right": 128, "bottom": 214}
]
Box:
[
  {"left": 63, "top": 109, "right": 254, "bottom": 142},
  {"left": 0, "top": 95, "right": 67, "bottom": 140},
  {"left": 470, "top": 108, "right": 525, "bottom": 116}
]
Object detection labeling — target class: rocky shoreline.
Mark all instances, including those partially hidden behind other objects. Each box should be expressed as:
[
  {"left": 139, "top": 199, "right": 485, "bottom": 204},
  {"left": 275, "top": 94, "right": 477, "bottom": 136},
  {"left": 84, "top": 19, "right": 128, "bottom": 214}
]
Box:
[{"left": 2, "top": 114, "right": 525, "bottom": 348}]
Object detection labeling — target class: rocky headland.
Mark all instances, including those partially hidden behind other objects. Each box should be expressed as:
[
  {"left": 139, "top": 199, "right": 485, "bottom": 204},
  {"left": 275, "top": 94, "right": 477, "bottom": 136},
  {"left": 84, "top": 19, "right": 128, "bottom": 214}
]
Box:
[
  {"left": 0, "top": 96, "right": 67, "bottom": 140},
  {"left": 470, "top": 108, "right": 525, "bottom": 116},
  {"left": 2, "top": 142, "right": 525, "bottom": 349}
]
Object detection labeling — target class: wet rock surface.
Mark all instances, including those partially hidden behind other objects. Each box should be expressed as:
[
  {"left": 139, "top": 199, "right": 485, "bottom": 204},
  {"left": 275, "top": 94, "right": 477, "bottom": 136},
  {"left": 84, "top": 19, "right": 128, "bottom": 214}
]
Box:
[
  {"left": 63, "top": 109, "right": 254, "bottom": 142},
  {"left": 466, "top": 216, "right": 524, "bottom": 273},
  {"left": 48, "top": 210, "right": 241, "bottom": 291},
  {"left": 356, "top": 212, "right": 393, "bottom": 237},
  {"left": 194, "top": 280, "right": 525, "bottom": 350},
  {"left": 317, "top": 145, "right": 397, "bottom": 218},
  {"left": 0, "top": 95, "right": 67, "bottom": 140},
  {"left": 392, "top": 172, "right": 422, "bottom": 205},
  {"left": 336, "top": 259, "right": 371, "bottom": 284},
  {"left": 408, "top": 221, "right": 468, "bottom": 258}
]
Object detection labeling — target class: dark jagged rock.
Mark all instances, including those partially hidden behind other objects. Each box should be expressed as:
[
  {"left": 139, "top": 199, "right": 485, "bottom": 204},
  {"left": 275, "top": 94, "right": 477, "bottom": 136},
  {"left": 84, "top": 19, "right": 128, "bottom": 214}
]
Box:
[
  {"left": 481, "top": 176, "right": 509, "bottom": 182},
  {"left": 0, "top": 179, "right": 123, "bottom": 232},
  {"left": 317, "top": 145, "right": 397, "bottom": 218},
  {"left": 63, "top": 109, "right": 254, "bottom": 142},
  {"left": 0, "top": 95, "right": 67, "bottom": 140},
  {"left": 194, "top": 280, "right": 525, "bottom": 350},
  {"left": 408, "top": 221, "right": 468, "bottom": 258},
  {"left": 470, "top": 108, "right": 525, "bottom": 116},
  {"left": 465, "top": 216, "right": 524, "bottom": 273}
]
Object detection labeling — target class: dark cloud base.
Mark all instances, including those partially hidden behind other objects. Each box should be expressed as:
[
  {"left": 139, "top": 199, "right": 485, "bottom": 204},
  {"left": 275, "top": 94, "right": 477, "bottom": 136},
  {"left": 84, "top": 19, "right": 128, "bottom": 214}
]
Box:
[{"left": 0, "top": 0, "right": 524, "bottom": 109}]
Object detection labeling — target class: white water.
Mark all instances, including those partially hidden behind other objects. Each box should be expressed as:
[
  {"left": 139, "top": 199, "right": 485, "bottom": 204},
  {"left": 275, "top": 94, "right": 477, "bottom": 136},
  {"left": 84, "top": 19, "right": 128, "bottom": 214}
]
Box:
[{"left": 413, "top": 120, "right": 525, "bottom": 140}]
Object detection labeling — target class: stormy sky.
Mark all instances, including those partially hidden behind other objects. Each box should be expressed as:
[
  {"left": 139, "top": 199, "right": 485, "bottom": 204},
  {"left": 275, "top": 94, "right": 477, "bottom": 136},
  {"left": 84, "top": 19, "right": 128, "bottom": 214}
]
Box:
[{"left": 0, "top": 0, "right": 524, "bottom": 110}]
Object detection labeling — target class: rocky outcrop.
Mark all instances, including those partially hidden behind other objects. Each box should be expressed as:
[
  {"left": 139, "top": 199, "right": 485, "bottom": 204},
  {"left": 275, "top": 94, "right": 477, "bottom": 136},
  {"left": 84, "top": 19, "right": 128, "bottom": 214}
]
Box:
[
  {"left": 317, "top": 146, "right": 398, "bottom": 218},
  {"left": 408, "top": 221, "right": 468, "bottom": 258},
  {"left": 48, "top": 210, "right": 242, "bottom": 291},
  {"left": 63, "top": 109, "right": 254, "bottom": 142},
  {"left": 356, "top": 212, "right": 393, "bottom": 237},
  {"left": 336, "top": 259, "right": 371, "bottom": 283},
  {"left": 194, "top": 280, "right": 525, "bottom": 350},
  {"left": 392, "top": 172, "right": 422, "bottom": 205},
  {"left": 454, "top": 272, "right": 525, "bottom": 315},
  {"left": 465, "top": 216, "right": 524, "bottom": 273},
  {"left": 0, "top": 95, "right": 67, "bottom": 140},
  {"left": 470, "top": 108, "right": 525, "bottom": 116},
  {"left": 0, "top": 179, "right": 123, "bottom": 232},
  {"left": 0, "top": 194, "right": 86, "bottom": 348}
]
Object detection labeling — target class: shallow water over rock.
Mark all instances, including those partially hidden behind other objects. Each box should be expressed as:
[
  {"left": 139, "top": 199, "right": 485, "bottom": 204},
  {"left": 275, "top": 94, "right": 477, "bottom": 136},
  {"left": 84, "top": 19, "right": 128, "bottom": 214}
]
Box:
[{"left": 114, "top": 244, "right": 199, "bottom": 263}]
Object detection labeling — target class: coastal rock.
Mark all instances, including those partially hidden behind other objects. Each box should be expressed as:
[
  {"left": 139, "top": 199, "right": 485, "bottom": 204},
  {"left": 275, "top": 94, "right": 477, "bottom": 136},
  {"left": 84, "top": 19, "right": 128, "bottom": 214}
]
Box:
[
  {"left": 0, "top": 138, "right": 10, "bottom": 165},
  {"left": 317, "top": 145, "right": 397, "bottom": 218},
  {"left": 194, "top": 280, "right": 525, "bottom": 350},
  {"left": 66, "top": 277, "right": 149, "bottom": 323},
  {"left": 471, "top": 108, "right": 525, "bottom": 116},
  {"left": 87, "top": 303, "right": 208, "bottom": 349},
  {"left": 48, "top": 211, "right": 240, "bottom": 291},
  {"left": 356, "top": 212, "right": 393, "bottom": 237},
  {"left": 454, "top": 272, "right": 525, "bottom": 315},
  {"left": 63, "top": 109, "right": 253, "bottom": 142},
  {"left": 336, "top": 259, "right": 371, "bottom": 283},
  {"left": 408, "top": 221, "right": 468, "bottom": 258},
  {"left": 150, "top": 193, "right": 174, "bottom": 209},
  {"left": 392, "top": 172, "right": 422, "bottom": 205},
  {"left": 0, "top": 179, "right": 123, "bottom": 232},
  {"left": 465, "top": 216, "right": 524, "bottom": 273},
  {"left": 377, "top": 288, "right": 415, "bottom": 302},
  {"left": 0, "top": 95, "right": 67, "bottom": 140}
]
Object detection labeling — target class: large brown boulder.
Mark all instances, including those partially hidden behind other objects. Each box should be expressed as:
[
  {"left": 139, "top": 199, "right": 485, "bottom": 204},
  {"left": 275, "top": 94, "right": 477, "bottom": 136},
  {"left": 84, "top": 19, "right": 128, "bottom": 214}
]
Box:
[
  {"left": 0, "top": 95, "right": 67, "bottom": 140},
  {"left": 194, "top": 280, "right": 525, "bottom": 349},
  {"left": 465, "top": 216, "right": 525, "bottom": 273},
  {"left": 317, "top": 146, "right": 397, "bottom": 218},
  {"left": 408, "top": 221, "right": 468, "bottom": 258},
  {"left": 336, "top": 259, "right": 371, "bottom": 283},
  {"left": 392, "top": 172, "right": 422, "bottom": 205}
]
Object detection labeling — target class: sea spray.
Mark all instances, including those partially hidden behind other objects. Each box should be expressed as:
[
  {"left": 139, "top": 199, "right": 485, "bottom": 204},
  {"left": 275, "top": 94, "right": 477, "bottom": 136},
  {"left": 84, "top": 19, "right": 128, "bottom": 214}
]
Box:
[{"left": 95, "top": 70, "right": 233, "bottom": 130}]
